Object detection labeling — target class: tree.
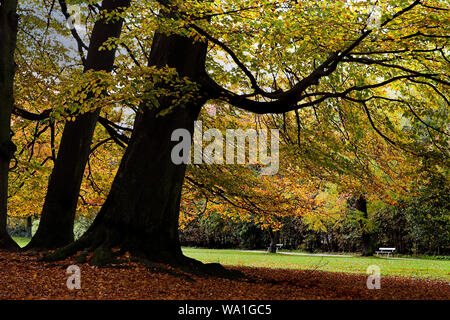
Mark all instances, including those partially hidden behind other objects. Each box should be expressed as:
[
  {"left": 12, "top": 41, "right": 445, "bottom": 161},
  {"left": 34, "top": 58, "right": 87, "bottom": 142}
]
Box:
[
  {"left": 348, "top": 194, "right": 375, "bottom": 256},
  {"left": 26, "top": 0, "right": 131, "bottom": 250},
  {"left": 372, "top": 201, "right": 413, "bottom": 254},
  {"left": 0, "top": 0, "right": 20, "bottom": 250},
  {"left": 405, "top": 168, "right": 450, "bottom": 254},
  {"left": 46, "top": 26, "right": 210, "bottom": 265},
  {"left": 42, "top": 0, "right": 448, "bottom": 267}
]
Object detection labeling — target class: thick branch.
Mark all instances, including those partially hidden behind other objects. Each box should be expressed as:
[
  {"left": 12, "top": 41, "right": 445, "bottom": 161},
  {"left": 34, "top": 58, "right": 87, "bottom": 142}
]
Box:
[{"left": 200, "top": 0, "right": 423, "bottom": 114}]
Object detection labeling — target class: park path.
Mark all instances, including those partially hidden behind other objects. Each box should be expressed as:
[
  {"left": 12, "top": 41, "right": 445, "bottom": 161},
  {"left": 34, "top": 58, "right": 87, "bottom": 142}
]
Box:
[
  {"left": 238, "top": 250, "right": 439, "bottom": 261},
  {"left": 238, "top": 250, "right": 353, "bottom": 258}
]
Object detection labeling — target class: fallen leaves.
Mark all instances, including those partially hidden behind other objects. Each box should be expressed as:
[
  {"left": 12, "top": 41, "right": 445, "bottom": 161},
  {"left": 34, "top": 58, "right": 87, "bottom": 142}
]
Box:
[{"left": 0, "top": 251, "right": 448, "bottom": 300}]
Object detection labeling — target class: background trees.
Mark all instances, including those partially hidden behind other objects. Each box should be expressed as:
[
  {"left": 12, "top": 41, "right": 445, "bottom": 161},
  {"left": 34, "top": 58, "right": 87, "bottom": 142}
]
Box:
[{"left": 180, "top": 171, "right": 450, "bottom": 255}]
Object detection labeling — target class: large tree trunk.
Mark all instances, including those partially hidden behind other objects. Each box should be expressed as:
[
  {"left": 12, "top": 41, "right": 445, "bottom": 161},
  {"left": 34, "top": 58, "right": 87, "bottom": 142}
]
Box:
[
  {"left": 84, "top": 97, "right": 203, "bottom": 264},
  {"left": 46, "top": 8, "right": 242, "bottom": 279},
  {"left": 0, "top": 0, "right": 19, "bottom": 250},
  {"left": 47, "top": 30, "right": 212, "bottom": 266},
  {"left": 26, "top": 0, "right": 130, "bottom": 250},
  {"left": 353, "top": 195, "right": 374, "bottom": 256}
]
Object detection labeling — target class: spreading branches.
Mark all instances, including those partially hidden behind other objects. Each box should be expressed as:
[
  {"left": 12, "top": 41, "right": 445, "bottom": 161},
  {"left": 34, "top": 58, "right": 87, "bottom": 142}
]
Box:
[
  {"left": 342, "top": 56, "right": 450, "bottom": 87},
  {"left": 12, "top": 106, "right": 51, "bottom": 121},
  {"left": 97, "top": 117, "right": 130, "bottom": 149},
  {"left": 12, "top": 106, "right": 131, "bottom": 149},
  {"left": 203, "top": 73, "right": 433, "bottom": 114},
  {"left": 192, "top": 25, "right": 282, "bottom": 99},
  {"left": 199, "top": 1, "right": 428, "bottom": 114}
]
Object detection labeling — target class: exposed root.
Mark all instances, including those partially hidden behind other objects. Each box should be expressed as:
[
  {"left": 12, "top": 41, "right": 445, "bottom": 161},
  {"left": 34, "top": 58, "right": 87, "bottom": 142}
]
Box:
[
  {"left": 35, "top": 225, "right": 245, "bottom": 279},
  {"left": 138, "top": 253, "right": 245, "bottom": 282},
  {"left": 178, "top": 255, "right": 245, "bottom": 280},
  {"left": 90, "top": 245, "right": 117, "bottom": 266},
  {"left": 73, "top": 249, "right": 90, "bottom": 264},
  {"left": 24, "top": 232, "right": 75, "bottom": 251},
  {"left": 39, "top": 235, "right": 90, "bottom": 263},
  {"left": 41, "top": 242, "right": 244, "bottom": 280}
]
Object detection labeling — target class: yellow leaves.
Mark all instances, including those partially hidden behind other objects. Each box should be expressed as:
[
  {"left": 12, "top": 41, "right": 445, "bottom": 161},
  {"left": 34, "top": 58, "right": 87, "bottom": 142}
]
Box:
[{"left": 47, "top": 69, "right": 130, "bottom": 122}]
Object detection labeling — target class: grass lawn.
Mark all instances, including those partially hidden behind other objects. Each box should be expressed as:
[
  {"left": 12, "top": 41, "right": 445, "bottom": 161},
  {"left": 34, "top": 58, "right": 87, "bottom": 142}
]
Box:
[
  {"left": 12, "top": 237, "right": 30, "bottom": 248},
  {"left": 182, "top": 247, "right": 450, "bottom": 281}
]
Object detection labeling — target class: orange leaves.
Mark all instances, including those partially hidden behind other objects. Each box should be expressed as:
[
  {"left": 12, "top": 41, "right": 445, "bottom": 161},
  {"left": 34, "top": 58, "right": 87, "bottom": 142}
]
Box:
[{"left": 0, "top": 251, "right": 448, "bottom": 300}]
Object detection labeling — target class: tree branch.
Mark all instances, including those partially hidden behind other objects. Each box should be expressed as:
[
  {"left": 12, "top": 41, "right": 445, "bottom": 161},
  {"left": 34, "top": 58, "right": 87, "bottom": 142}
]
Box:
[{"left": 200, "top": 0, "right": 423, "bottom": 114}]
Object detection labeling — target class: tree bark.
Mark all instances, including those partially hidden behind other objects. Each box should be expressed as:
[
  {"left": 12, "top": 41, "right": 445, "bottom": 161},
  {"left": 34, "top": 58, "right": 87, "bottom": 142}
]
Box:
[
  {"left": 0, "top": 0, "right": 19, "bottom": 250},
  {"left": 26, "top": 0, "right": 130, "bottom": 250},
  {"left": 268, "top": 229, "right": 279, "bottom": 253},
  {"left": 353, "top": 194, "right": 374, "bottom": 256},
  {"left": 46, "top": 29, "right": 211, "bottom": 266},
  {"left": 26, "top": 216, "right": 32, "bottom": 238}
]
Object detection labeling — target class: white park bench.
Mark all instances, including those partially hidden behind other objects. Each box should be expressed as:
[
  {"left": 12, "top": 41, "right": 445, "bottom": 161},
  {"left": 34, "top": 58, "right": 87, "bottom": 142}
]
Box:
[{"left": 376, "top": 247, "right": 396, "bottom": 257}]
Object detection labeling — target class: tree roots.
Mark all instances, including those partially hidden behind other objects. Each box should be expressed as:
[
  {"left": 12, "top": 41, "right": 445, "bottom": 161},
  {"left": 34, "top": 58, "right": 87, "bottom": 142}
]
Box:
[{"left": 38, "top": 232, "right": 244, "bottom": 280}]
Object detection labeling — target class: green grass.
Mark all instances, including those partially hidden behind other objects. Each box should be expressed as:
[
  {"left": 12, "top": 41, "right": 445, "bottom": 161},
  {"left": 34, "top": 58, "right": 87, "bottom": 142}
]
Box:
[
  {"left": 12, "top": 237, "right": 30, "bottom": 248},
  {"left": 182, "top": 247, "right": 450, "bottom": 281}
]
